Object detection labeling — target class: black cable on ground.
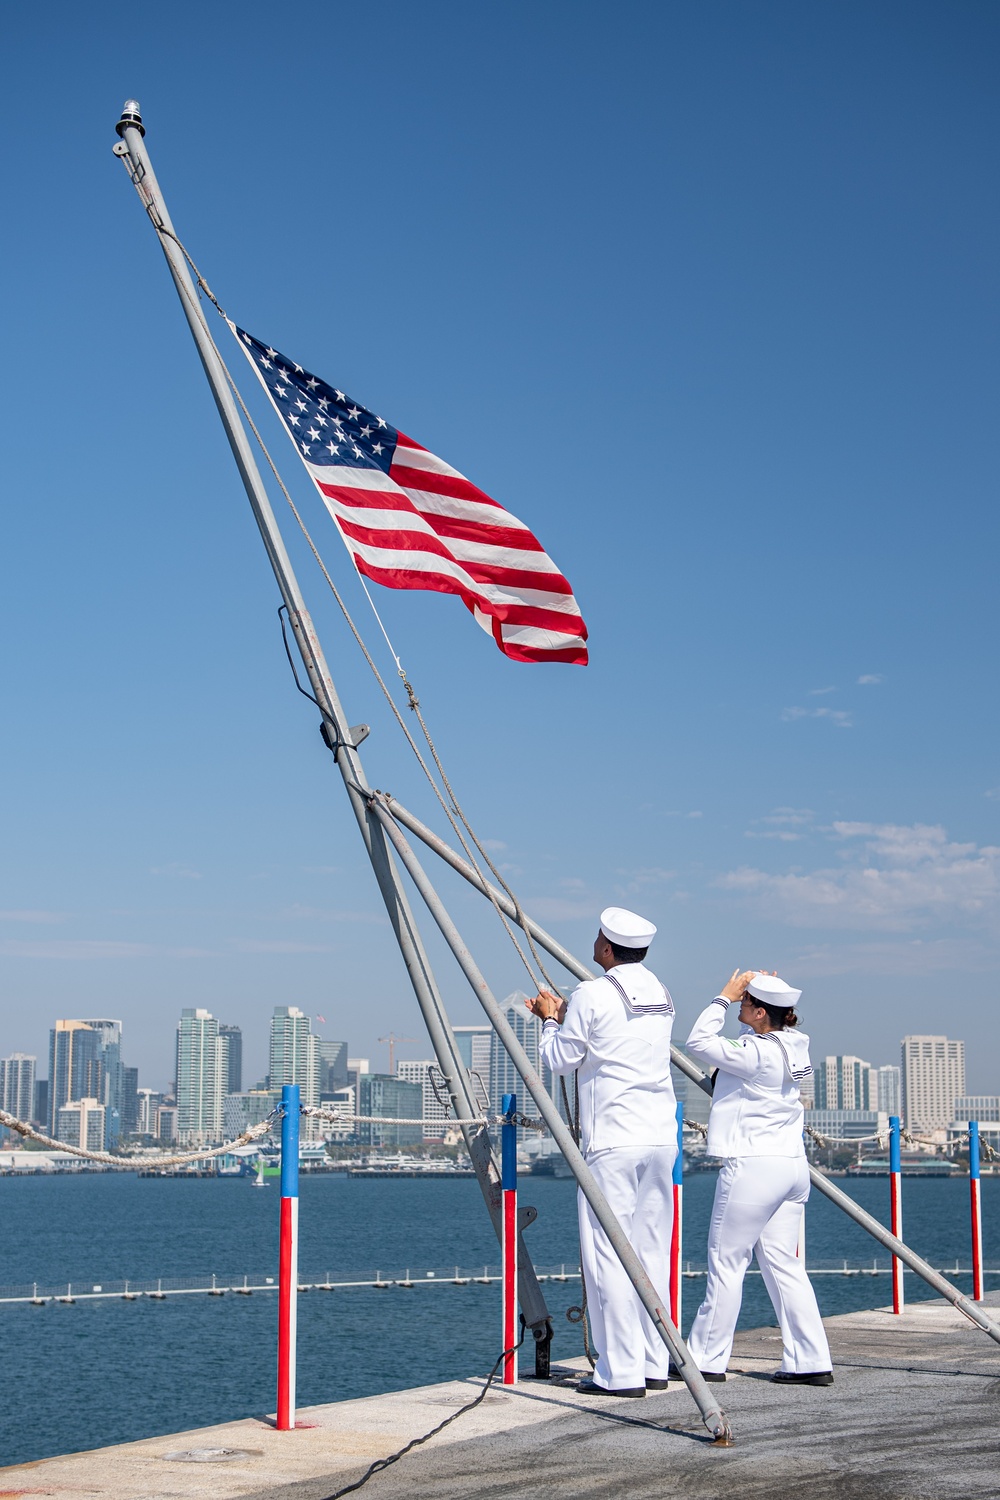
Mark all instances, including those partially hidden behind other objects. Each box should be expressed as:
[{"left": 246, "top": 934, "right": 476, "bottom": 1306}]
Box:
[{"left": 315, "top": 1328, "right": 525, "bottom": 1500}]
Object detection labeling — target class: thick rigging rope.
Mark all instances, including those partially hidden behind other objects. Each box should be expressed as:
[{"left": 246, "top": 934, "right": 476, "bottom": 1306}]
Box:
[
  {"left": 0, "top": 1107, "right": 276, "bottom": 1169},
  {"left": 120, "top": 160, "right": 565, "bottom": 1003}
]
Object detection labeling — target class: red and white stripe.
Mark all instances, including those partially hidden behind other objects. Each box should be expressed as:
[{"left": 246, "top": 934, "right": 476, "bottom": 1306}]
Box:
[
  {"left": 277, "top": 1195, "right": 298, "bottom": 1427},
  {"left": 502, "top": 1186, "right": 518, "bottom": 1384},
  {"left": 304, "top": 441, "right": 588, "bottom": 664},
  {"left": 890, "top": 1171, "right": 904, "bottom": 1315}
]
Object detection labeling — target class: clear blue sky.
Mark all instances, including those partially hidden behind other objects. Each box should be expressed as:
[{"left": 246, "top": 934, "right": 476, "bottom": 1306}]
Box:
[{"left": 1, "top": 2, "right": 997, "bottom": 1093}]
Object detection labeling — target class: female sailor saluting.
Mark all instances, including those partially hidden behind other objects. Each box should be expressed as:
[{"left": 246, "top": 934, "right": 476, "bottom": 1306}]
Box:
[{"left": 683, "top": 969, "right": 833, "bottom": 1386}]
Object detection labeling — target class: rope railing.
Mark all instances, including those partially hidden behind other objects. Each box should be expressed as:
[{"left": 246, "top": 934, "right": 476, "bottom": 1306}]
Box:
[
  {"left": 301, "top": 1105, "right": 549, "bottom": 1132},
  {"left": 0, "top": 1107, "right": 278, "bottom": 1169}
]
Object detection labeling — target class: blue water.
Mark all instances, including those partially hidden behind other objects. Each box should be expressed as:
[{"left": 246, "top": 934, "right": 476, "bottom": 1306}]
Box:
[{"left": 1, "top": 1171, "right": 996, "bottom": 1467}]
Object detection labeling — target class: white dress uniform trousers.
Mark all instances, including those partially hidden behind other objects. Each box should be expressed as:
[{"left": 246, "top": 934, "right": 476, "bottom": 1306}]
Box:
[
  {"left": 684, "top": 998, "right": 831, "bottom": 1377},
  {"left": 540, "top": 963, "right": 677, "bottom": 1391}
]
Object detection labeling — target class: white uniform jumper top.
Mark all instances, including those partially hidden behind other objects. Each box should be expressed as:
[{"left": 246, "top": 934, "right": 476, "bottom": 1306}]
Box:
[
  {"left": 540, "top": 963, "right": 677, "bottom": 1392},
  {"left": 684, "top": 997, "right": 832, "bottom": 1378}
]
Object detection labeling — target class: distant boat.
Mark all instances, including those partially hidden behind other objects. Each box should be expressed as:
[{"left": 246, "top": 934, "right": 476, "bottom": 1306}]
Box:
[{"left": 252, "top": 1158, "right": 268, "bottom": 1188}]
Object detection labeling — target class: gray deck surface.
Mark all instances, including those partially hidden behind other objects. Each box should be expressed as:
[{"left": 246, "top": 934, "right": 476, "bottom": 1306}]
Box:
[{"left": 3, "top": 1296, "right": 998, "bottom": 1499}]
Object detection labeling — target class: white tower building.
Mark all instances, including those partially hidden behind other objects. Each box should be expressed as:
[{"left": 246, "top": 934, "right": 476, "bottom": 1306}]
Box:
[{"left": 175, "top": 1008, "right": 223, "bottom": 1145}]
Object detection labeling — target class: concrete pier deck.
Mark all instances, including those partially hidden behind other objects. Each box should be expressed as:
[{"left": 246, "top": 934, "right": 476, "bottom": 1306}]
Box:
[{"left": 3, "top": 1296, "right": 998, "bottom": 1499}]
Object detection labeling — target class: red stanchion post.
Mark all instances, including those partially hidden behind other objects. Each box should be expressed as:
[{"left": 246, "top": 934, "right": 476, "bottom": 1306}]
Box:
[
  {"left": 501, "top": 1093, "right": 518, "bottom": 1384},
  {"left": 669, "top": 1100, "right": 684, "bottom": 1328},
  {"left": 889, "top": 1115, "right": 904, "bottom": 1314},
  {"left": 970, "top": 1120, "right": 983, "bottom": 1303}
]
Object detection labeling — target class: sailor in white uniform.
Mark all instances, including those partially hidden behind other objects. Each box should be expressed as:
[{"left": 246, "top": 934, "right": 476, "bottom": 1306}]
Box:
[
  {"left": 527, "top": 907, "right": 676, "bottom": 1398},
  {"left": 684, "top": 970, "right": 833, "bottom": 1386}
]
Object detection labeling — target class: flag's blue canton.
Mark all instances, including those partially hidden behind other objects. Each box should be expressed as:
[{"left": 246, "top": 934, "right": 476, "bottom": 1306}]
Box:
[{"left": 236, "top": 327, "right": 398, "bottom": 474}]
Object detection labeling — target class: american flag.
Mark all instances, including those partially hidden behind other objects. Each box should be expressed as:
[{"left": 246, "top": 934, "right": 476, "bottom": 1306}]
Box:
[{"left": 234, "top": 327, "right": 588, "bottom": 665}]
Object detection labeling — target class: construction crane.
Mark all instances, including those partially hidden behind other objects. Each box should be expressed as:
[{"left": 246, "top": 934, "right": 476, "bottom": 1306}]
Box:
[{"left": 379, "top": 1032, "right": 417, "bottom": 1075}]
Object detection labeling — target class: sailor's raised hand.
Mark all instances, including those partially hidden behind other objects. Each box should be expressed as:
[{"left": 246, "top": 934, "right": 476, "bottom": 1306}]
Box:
[
  {"left": 526, "top": 989, "right": 566, "bottom": 1024},
  {"left": 721, "top": 969, "right": 756, "bottom": 1003}
]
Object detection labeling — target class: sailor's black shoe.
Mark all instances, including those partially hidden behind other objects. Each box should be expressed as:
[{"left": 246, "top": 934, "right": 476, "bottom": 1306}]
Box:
[
  {"left": 576, "top": 1378, "right": 646, "bottom": 1398},
  {"left": 645, "top": 1377, "right": 672, "bottom": 1390},
  {"left": 771, "top": 1370, "right": 834, "bottom": 1386},
  {"left": 667, "top": 1364, "right": 726, "bottom": 1383}
]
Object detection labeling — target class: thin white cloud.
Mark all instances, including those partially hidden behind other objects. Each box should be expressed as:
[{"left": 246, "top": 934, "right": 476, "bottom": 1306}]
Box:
[
  {"left": 717, "top": 821, "right": 1000, "bottom": 932},
  {"left": 782, "top": 706, "right": 853, "bottom": 728},
  {"left": 808, "top": 686, "right": 837, "bottom": 696},
  {"left": 747, "top": 808, "right": 813, "bottom": 840},
  {"left": 479, "top": 839, "right": 508, "bottom": 853},
  {"left": 857, "top": 674, "right": 884, "bottom": 685},
  {"left": 525, "top": 896, "right": 598, "bottom": 922},
  {"left": 150, "top": 863, "right": 203, "bottom": 881},
  {"left": 280, "top": 905, "right": 388, "bottom": 924},
  {"left": 0, "top": 939, "right": 215, "bottom": 959},
  {"left": 790, "top": 937, "right": 995, "bottom": 977},
  {"left": 230, "top": 939, "right": 339, "bottom": 954},
  {"left": 986, "top": 789, "right": 1000, "bottom": 802},
  {"left": 0, "top": 910, "right": 65, "bottom": 924}
]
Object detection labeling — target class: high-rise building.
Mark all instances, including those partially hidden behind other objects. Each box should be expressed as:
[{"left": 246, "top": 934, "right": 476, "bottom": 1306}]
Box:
[
  {"left": 175, "top": 1008, "right": 223, "bottom": 1145},
  {"left": 78, "top": 1020, "right": 125, "bottom": 1146},
  {"left": 489, "top": 994, "right": 555, "bottom": 1116},
  {"left": 454, "top": 1025, "right": 492, "bottom": 1109},
  {"left": 815, "top": 1056, "right": 878, "bottom": 1112},
  {"left": 219, "top": 1024, "right": 243, "bottom": 1096},
  {"left": 358, "top": 1074, "right": 422, "bottom": 1148},
  {"left": 317, "top": 1039, "right": 349, "bottom": 1095},
  {"left": 397, "top": 1059, "right": 447, "bottom": 1140},
  {"left": 56, "top": 1097, "right": 105, "bottom": 1151},
  {"left": 122, "top": 1065, "right": 139, "bottom": 1137},
  {"left": 901, "top": 1036, "right": 966, "bottom": 1132},
  {"left": 877, "top": 1065, "right": 902, "bottom": 1118},
  {"left": 0, "top": 1054, "right": 36, "bottom": 1142},
  {"left": 48, "top": 1021, "right": 103, "bottom": 1135},
  {"left": 33, "top": 1078, "right": 48, "bottom": 1129},
  {"left": 136, "top": 1088, "right": 162, "bottom": 1137},
  {"left": 269, "top": 1007, "right": 319, "bottom": 1108}
]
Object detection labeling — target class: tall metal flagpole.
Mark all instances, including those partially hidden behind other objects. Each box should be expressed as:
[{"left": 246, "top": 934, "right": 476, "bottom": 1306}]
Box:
[{"left": 111, "top": 99, "right": 552, "bottom": 1346}]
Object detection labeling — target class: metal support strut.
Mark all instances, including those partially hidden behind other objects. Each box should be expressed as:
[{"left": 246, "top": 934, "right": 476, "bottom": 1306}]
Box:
[{"left": 112, "top": 99, "right": 552, "bottom": 1347}]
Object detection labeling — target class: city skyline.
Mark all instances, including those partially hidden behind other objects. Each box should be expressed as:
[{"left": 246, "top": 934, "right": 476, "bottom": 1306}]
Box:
[{"left": 4, "top": 999, "right": 991, "bottom": 1152}]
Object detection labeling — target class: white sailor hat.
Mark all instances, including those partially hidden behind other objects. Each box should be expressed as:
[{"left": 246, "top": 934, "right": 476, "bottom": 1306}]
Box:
[
  {"left": 599, "top": 906, "right": 657, "bottom": 949},
  {"left": 746, "top": 974, "right": 802, "bottom": 1007}
]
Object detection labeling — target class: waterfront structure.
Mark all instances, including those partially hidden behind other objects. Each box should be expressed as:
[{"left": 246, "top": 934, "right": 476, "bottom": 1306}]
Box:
[
  {"left": 807, "top": 1109, "right": 888, "bottom": 1147},
  {"left": 175, "top": 1008, "right": 223, "bottom": 1145},
  {"left": 877, "top": 1064, "right": 902, "bottom": 1118},
  {"left": 0, "top": 1054, "right": 35, "bottom": 1142},
  {"left": 815, "top": 1055, "right": 878, "bottom": 1112},
  {"left": 223, "top": 1088, "right": 280, "bottom": 1138},
  {"left": 219, "top": 1024, "right": 243, "bottom": 1095},
  {"left": 358, "top": 1074, "right": 422, "bottom": 1147},
  {"left": 901, "top": 1036, "right": 966, "bottom": 1133},
  {"left": 397, "top": 1059, "right": 447, "bottom": 1140},
  {"left": 56, "top": 1096, "right": 105, "bottom": 1151},
  {"left": 947, "top": 1096, "right": 1000, "bottom": 1153}
]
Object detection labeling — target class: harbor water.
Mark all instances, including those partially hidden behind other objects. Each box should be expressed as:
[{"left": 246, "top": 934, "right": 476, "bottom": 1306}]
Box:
[{"left": 0, "top": 1170, "right": 996, "bottom": 1467}]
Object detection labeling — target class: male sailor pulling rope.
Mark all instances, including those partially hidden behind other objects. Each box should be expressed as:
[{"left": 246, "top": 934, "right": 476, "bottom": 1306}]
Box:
[{"left": 526, "top": 907, "right": 677, "bottom": 1398}]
